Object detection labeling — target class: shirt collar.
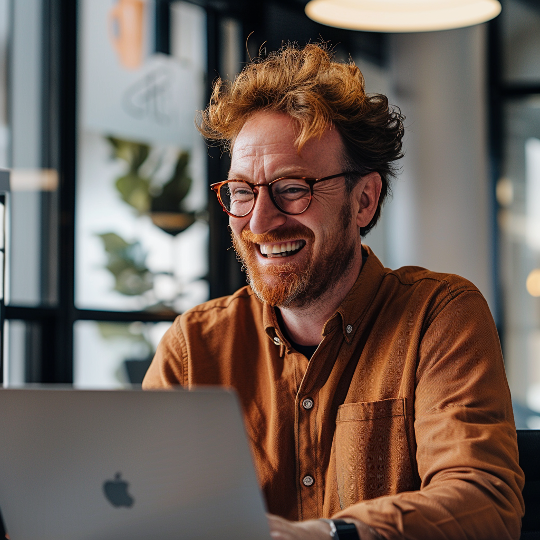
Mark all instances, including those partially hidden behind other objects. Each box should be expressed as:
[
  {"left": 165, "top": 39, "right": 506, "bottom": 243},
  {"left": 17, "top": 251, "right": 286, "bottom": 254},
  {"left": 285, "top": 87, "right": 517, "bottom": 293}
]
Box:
[
  {"left": 331, "top": 245, "right": 387, "bottom": 343},
  {"left": 263, "top": 303, "right": 288, "bottom": 356},
  {"left": 262, "top": 245, "right": 388, "bottom": 346}
]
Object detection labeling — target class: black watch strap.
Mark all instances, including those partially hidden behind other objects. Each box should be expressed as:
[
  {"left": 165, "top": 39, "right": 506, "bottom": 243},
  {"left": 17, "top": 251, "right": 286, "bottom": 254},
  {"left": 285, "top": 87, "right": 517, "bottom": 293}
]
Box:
[{"left": 322, "top": 519, "right": 361, "bottom": 540}]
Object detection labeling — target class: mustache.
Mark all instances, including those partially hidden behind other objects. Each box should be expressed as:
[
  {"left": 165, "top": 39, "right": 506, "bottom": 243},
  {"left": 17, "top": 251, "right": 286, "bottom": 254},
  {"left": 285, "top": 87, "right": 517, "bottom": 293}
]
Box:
[{"left": 240, "top": 224, "right": 315, "bottom": 244}]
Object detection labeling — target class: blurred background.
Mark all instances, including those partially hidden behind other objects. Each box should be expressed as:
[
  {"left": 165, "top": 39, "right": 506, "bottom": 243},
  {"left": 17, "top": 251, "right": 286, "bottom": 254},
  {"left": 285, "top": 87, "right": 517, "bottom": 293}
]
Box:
[{"left": 0, "top": 0, "right": 539, "bottom": 428}]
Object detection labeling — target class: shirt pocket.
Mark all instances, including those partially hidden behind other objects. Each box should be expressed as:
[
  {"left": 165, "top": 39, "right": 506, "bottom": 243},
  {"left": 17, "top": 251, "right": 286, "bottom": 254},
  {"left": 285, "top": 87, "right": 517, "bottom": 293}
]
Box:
[{"left": 335, "top": 398, "right": 416, "bottom": 508}]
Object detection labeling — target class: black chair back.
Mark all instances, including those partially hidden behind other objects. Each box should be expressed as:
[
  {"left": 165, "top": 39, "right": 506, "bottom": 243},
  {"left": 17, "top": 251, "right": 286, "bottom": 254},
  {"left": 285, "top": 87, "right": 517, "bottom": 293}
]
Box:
[{"left": 518, "top": 429, "right": 540, "bottom": 539}]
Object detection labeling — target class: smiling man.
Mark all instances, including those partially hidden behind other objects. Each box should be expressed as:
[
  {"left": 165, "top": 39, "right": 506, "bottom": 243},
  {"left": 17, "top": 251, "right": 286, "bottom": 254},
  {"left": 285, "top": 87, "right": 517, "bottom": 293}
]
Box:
[
  {"left": 143, "top": 44, "right": 524, "bottom": 540},
  {"left": 225, "top": 110, "right": 377, "bottom": 344}
]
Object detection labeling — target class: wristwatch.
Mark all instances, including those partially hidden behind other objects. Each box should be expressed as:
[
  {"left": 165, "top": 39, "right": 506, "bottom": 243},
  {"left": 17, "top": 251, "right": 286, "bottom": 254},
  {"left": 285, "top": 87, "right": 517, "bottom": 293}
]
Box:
[{"left": 320, "top": 519, "right": 360, "bottom": 540}]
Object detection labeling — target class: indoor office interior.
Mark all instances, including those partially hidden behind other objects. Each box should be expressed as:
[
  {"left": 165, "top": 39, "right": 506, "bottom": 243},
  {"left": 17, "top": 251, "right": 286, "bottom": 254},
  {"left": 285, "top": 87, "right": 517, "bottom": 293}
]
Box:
[{"left": 0, "top": 0, "right": 539, "bottom": 430}]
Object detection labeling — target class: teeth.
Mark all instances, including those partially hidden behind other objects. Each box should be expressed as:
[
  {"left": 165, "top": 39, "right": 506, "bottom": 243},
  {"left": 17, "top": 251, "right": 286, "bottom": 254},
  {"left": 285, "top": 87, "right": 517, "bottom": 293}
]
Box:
[{"left": 259, "top": 241, "right": 303, "bottom": 256}]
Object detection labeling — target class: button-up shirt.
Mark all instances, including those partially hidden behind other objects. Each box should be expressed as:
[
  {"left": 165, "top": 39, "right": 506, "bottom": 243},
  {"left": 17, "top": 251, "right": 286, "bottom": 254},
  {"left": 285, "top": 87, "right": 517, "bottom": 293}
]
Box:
[{"left": 143, "top": 246, "right": 524, "bottom": 540}]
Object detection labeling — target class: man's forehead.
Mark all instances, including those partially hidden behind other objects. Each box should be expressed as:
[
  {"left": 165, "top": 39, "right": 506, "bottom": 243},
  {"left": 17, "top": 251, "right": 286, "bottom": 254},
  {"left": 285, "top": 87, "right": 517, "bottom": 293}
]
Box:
[
  {"left": 231, "top": 112, "right": 299, "bottom": 151},
  {"left": 230, "top": 111, "right": 341, "bottom": 166},
  {"left": 229, "top": 145, "right": 311, "bottom": 180},
  {"left": 231, "top": 140, "right": 299, "bottom": 162}
]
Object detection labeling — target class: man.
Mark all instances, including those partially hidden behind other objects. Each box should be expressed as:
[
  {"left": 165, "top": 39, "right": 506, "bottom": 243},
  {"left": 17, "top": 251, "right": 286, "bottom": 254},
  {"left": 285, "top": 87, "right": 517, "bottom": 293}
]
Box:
[{"left": 143, "top": 44, "right": 524, "bottom": 539}]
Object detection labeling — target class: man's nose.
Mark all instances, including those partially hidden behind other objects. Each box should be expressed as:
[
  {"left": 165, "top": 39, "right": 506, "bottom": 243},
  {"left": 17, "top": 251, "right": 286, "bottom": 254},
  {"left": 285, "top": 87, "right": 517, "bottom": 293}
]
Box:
[{"left": 249, "top": 186, "right": 286, "bottom": 235}]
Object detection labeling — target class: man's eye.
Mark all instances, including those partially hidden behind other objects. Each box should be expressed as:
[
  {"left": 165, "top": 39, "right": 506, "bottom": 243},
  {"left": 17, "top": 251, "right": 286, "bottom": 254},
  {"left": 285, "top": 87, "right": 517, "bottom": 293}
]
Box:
[
  {"left": 275, "top": 183, "right": 310, "bottom": 198},
  {"left": 230, "top": 186, "right": 253, "bottom": 199}
]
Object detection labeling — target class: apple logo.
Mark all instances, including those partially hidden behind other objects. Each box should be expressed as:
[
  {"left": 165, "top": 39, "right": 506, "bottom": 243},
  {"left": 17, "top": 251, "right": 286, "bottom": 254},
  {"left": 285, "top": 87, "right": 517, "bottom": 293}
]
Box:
[{"left": 103, "top": 472, "right": 135, "bottom": 508}]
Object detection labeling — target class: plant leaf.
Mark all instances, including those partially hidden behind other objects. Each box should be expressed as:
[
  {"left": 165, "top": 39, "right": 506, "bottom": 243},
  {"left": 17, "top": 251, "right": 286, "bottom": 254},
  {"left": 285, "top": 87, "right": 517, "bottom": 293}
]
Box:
[
  {"left": 115, "top": 173, "right": 151, "bottom": 214},
  {"left": 150, "top": 151, "right": 192, "bottom": 213}
]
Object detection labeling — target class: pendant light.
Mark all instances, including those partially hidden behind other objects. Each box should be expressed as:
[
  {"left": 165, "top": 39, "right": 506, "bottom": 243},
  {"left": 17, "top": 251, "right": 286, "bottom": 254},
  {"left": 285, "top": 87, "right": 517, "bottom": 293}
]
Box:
[{"left": 305, "top": 0, "right": 502, "bottom": 32}]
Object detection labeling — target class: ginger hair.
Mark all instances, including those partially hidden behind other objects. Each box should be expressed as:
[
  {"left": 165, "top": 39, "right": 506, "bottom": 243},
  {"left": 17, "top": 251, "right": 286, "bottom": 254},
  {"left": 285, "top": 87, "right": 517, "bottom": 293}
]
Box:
[{"left": 197, "top": 43, "right": 404, "bottom": 235}]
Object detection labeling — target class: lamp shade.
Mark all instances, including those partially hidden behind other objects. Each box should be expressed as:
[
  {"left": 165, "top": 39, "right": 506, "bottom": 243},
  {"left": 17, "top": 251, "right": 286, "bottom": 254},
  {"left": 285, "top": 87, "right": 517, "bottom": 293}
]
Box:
[{"left": 305, "top": 0, "right": 502, "bottom": 32}]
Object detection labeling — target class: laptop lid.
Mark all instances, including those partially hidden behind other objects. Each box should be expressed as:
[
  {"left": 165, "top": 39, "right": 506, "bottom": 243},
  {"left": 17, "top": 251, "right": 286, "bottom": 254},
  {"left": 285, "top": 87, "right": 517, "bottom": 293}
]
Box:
[{"left": 0, "top": 387, "right": 272, "bottom": 540}]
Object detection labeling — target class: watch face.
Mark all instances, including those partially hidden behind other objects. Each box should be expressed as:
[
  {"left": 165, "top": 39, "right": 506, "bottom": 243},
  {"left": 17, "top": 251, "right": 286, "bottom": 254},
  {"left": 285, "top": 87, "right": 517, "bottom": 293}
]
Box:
[{"left": 333, "top": 520, "right": 361, "bottom": 540}]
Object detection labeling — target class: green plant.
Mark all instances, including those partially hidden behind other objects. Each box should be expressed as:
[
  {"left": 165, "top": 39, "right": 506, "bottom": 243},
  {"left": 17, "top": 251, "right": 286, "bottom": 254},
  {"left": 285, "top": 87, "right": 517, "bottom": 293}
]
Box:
[
  {"left": 97, "top": 321, "right": 153, "bottom": 357},
  {"left": 96, "top": 321, "right": 155, "bottom": 385},
  {"left": 107, "top": 137, "right": 152, "bottom": 214},
  {"left": 97, "top": 232, "right": 153, "bottom": 297},
  {"left": 106, "top": 136, "right": 196, "bottom": 235}
]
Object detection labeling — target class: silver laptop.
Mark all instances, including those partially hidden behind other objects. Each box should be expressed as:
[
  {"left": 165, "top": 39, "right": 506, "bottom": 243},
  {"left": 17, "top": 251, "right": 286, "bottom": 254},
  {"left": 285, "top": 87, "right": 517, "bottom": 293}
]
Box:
[{"left": 0, "top": 387, "right": 272, "bottom": 540}]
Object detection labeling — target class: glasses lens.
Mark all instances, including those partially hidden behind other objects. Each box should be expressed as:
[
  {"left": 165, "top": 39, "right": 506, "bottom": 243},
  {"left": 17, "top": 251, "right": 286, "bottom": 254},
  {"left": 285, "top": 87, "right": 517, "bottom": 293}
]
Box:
[
  {"left": 220, "top": 181, "right": 254, "bottom": 216},
  {"left": 272, "top": 178, "right": 311, "bottom": 214}
]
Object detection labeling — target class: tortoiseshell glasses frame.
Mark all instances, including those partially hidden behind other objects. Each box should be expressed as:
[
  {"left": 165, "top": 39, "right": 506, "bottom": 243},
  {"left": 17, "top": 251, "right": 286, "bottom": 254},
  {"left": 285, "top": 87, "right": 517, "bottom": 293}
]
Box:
[{"left": 210, "top": 171, "right": 361, "bottom": 218}]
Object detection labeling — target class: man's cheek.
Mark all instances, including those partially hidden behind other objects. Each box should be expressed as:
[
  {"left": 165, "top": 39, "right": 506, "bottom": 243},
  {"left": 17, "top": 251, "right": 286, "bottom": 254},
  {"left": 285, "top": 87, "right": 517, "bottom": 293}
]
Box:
[{"left": 228, "top": 219, "right": 244, "bottom": 239}]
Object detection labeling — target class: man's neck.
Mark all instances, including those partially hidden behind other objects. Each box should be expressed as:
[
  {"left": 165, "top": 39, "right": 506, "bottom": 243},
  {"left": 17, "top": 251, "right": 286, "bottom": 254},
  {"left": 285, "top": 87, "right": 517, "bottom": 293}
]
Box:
[{"left": 278, "top": 251, "right": 364, "bottom": 347}]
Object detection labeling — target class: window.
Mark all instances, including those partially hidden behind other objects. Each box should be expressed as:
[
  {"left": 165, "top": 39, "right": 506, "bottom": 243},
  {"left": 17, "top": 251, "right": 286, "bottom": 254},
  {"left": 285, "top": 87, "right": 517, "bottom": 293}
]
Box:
[
  {"left": 492, "top": 0, "right": 540, "bottom": 428},
  {"left": 0, "top": 0, "right": 389, "bottom": 387}
]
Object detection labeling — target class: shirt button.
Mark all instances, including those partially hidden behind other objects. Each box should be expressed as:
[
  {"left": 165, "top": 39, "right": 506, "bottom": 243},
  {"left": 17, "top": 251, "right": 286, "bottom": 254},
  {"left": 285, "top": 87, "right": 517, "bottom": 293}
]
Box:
[
  {"left": 273, "top": 336, "right": 281, "bottom": 345},
  {"left": 302, "top": 398, "right": 314, "bottom": 410},
  {"left": 302, "top": 475, "right": 314, "bottom": 487},
  {"left": 346, "top": 324, "right": 353, "bottom": 334}
]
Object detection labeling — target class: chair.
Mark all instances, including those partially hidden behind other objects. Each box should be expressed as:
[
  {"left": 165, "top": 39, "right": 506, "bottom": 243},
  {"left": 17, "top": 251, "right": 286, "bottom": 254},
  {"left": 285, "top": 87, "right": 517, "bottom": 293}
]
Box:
[{"left": 518, "top": 429, "right": 540, "bottom": 539}]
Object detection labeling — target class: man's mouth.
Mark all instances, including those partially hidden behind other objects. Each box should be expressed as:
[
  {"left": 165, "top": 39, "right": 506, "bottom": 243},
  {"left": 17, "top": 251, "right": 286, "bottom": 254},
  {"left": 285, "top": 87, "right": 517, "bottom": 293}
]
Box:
[{"left": 258, "top": 240, "right": 306, "bottom": 258}]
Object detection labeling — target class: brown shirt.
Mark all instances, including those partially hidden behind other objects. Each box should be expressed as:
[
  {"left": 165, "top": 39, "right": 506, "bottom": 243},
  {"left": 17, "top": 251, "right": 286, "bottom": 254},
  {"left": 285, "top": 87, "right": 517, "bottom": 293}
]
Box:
[{"left": 143, "top": 247, "right": 524, "bottom": 540}]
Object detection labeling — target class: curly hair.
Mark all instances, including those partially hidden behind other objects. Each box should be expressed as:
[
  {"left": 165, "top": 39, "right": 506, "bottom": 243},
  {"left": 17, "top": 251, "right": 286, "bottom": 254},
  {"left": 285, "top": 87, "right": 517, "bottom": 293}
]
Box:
[{"left": 197, "top": 43, "right": 404, "bottom": 235}]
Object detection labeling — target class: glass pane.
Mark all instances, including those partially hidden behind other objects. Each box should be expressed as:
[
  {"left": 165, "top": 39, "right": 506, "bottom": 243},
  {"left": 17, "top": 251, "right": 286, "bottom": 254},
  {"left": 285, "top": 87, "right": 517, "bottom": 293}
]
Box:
[
  {"left": 76, "top": 0, "right": 208, "bottom": 313},
  {"left": 3, "top": 319, "right": 49, "bottom": 385},
  {"left": 8, "top": 173, "right": 59, "bottom": 307},
  {"left": 6, "top": 0, "right": 59, "bottom": 307},
  {"left": 500, "top": 97, "right": 540, "bottom": 428},
  {"left": 4, "top": 320, "right": 26, "bottom": 385},
  {"left": 0, "top": 250, "right": 4, "bottom": 301},
  {"left": 0, "top": 196, "right": 4, "bottom": 251},
  {"left": 0, "top": 0, "right": 8, "bottom": 169},
  {"left": 502, "top": 0, "right": 540, "bottom": 84},
  {"left": 73, "top": 320, "right": 172, "bottom": 388}
]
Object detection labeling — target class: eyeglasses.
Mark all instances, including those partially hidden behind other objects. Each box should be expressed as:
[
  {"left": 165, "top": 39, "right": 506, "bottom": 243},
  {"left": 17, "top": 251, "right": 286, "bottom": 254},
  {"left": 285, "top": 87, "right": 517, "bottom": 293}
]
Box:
[{"left": 210, "top": 171, "right": 360, "bottom": 218}]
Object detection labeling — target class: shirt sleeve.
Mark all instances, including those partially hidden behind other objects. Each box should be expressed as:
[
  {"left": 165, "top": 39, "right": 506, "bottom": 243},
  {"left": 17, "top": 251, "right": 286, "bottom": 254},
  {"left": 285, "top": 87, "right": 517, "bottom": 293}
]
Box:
[
  {"left": 333, "top": 290, "right": 525, "bottom": 540},
  {"left": 142, "top": 317, "right": 186, "bottom": 388}
]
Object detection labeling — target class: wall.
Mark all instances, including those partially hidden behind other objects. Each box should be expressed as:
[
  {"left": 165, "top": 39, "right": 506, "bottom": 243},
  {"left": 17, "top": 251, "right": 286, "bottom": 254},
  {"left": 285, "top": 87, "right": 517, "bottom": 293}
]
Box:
[{"left": 366, "top": 25, "right": 494, "bottom": 313}]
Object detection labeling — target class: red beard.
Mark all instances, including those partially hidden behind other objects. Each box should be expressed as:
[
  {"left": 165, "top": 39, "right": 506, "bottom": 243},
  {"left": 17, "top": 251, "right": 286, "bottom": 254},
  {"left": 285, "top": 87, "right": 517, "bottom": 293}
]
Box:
[
  {"left": 231, "top": 215, "right": 358, "bottom": 310},
  {"left": 231, "top": 224, "right": 316, "bottom": 307}
]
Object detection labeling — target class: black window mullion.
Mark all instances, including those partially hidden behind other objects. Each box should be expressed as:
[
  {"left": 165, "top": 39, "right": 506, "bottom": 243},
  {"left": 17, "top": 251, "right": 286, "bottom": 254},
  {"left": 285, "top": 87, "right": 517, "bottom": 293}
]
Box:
[
  {"left": 487, "top": 15, "right": 505, "bottom": 341},
  {"left": 51, "top": 0, "right": 78, "bottom": 384}
]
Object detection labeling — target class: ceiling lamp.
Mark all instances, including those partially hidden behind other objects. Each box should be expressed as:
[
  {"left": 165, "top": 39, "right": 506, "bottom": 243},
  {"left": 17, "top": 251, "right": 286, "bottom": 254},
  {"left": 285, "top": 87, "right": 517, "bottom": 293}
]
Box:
[{"left": 305, "top": 0, "right": 502, "bottom": 32}]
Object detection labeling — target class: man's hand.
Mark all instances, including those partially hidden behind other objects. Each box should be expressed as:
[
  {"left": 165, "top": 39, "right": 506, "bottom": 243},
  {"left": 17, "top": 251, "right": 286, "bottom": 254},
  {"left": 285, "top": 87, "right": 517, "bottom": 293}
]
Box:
[
  {"left": 267, "top": 514, "right": 382, "bottom": 540},
  {"left": 267, "top": 515, "right": 332, "bottom": 540}
]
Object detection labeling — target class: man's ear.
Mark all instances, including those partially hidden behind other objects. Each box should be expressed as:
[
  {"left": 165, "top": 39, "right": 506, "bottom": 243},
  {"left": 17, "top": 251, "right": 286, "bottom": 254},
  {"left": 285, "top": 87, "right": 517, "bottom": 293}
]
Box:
[{"left": 356, "top": 172, "right": 382, "bottom": 229}]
